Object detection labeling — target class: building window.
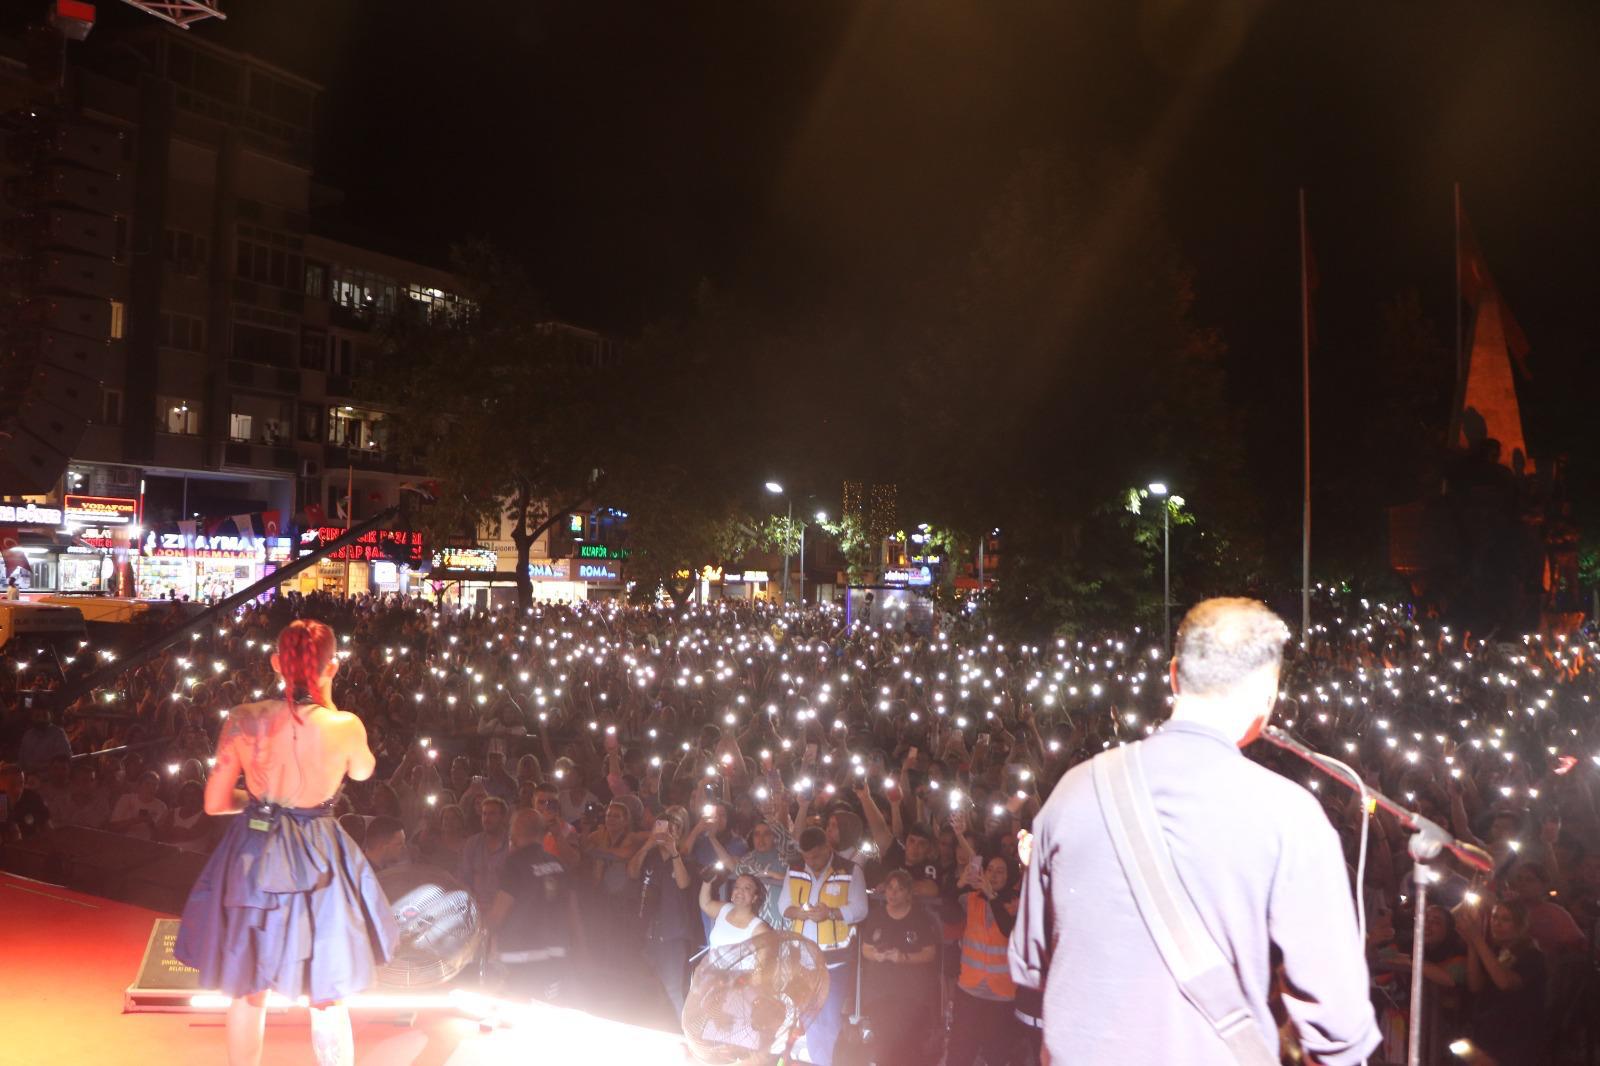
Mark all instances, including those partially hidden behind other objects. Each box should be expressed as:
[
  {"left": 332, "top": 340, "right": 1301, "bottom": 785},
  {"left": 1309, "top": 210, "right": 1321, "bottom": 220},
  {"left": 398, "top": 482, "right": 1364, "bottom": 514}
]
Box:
[
  {"left": 234, "top": 224, "right": 304, "bottom": 292},
  {"left": 95, "top": 388, "right": 122, "bottom": 427},
  {"left": 109, "top": 300, "right": 125, "bottom": 340},
  {"left": 304, "top": 261, "right": 326, "bottom": 301},
  {"left": 405, "top": 283, "right": 471, "bottom": 324},
  {"left": 163, "top": 229, "right": 210, "bottom": 275},
  {"left": 327, "top": 406, "right": 385, "bottom": 452},
  {"left": 232, "top": 321, "right": 296, "bottom": 367},
  {"left": 330, "top": 336, "right": 352, "bottom": 377},
  {"left": 301, "top": 329, "right": 327, "bottom": 370},
  {"left": 159, "top": 311, "right": 206, "bottom": 352},
  {"left": 329, "top": 265, "right": 398, "bottom": 319},
  {"left": 159, "top": 397, "right": 201, "bottom": 435},
  {"left": 228, "top": 412, "right": 253, "bottom": 442}
]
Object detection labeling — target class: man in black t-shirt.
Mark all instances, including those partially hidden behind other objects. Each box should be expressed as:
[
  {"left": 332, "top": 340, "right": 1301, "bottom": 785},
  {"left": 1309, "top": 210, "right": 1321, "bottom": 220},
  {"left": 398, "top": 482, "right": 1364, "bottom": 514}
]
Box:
[
  {"left": 0, "top": 763, "right": 50, "bottom": 840},
  {"left": 859, "top": 870, "right": 941, "bottom": 1066},
  {"left": 489, "top": 807, "right": 584, "bottom": 1003}
]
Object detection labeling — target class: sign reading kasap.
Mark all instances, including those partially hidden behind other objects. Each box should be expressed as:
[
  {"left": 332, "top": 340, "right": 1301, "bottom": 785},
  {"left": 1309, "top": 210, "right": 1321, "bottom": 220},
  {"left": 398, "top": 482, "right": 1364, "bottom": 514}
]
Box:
[{"left": 65, "top": 495, "right": 137, "bottom": 526}]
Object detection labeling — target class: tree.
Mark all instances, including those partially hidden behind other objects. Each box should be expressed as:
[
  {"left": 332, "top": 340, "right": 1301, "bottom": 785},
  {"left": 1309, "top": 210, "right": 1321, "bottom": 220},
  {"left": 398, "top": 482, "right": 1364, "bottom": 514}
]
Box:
[
  {"left": 372, "top": 243, "right": 608, "bottom": 608},
  {"left": 604, "top": 283, "right": 780, "bottom": 605},
  {"left": 904, "top": 153, "right": 1255, "bottom": 631}
]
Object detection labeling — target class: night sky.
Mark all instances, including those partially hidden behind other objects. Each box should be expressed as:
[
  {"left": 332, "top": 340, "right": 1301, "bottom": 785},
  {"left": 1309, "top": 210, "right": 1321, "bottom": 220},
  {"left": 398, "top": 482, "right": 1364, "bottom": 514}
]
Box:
[{"left": 93, "top": 1, "right": 1600, "bottom": 536}]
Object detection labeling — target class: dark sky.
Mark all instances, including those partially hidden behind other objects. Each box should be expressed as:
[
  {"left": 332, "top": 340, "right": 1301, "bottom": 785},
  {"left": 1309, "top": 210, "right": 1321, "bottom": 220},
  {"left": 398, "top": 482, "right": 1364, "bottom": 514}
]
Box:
[{"left": 91, "top": 1, "right": 1600, "bottom": 532}]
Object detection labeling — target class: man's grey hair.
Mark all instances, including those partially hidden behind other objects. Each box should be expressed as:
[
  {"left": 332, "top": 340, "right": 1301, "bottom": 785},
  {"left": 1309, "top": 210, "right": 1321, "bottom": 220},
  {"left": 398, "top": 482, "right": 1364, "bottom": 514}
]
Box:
[{"left": 1174, "top": 597, "right": 1291, "bottom": 697}]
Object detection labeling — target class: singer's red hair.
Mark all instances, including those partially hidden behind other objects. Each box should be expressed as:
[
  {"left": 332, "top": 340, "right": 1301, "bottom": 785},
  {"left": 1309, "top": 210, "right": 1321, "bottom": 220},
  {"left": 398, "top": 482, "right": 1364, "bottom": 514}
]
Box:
[{"left": 277, "top": 619, "right": 336, "bottom": 717}]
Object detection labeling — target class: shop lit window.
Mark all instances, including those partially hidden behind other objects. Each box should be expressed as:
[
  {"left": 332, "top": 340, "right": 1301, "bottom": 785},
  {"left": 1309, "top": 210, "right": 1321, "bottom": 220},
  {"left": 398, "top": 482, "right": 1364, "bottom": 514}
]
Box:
[{"left": 109, "top": 299, "right": 126, "bottom": 340}]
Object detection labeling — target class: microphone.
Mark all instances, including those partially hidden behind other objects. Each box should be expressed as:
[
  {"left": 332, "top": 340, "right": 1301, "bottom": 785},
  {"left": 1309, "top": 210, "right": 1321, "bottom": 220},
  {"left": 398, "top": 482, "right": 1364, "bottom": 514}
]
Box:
[{"left": 1258, "top": 724, "right": 1493, "bottom": 874}]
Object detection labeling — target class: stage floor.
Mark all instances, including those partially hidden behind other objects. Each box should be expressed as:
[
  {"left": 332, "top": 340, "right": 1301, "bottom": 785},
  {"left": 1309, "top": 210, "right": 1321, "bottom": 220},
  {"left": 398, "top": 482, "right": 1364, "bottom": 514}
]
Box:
[{"left": 0, "top": 872, "right": 688, "bottom": 1065}]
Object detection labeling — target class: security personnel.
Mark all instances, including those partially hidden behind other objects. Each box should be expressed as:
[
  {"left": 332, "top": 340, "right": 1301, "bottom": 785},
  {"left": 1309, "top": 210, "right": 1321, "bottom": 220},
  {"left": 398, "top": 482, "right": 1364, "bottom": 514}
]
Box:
[
  {"left": 489, "top": 807, "right": 584, "bottom": 1002},
  {"left": 782, "top": 826, "right": 868, "bottom": 1066}
]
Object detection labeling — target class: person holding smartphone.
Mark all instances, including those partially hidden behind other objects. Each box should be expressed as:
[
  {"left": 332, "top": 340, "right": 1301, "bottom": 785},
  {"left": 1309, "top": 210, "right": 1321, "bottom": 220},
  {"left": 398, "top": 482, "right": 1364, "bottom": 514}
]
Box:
[
  {"left": 629, "top": 806, "right": 699, "bottom": 1019},
  {"left": 860, "top": 869, "right": 941, "bottom": 1065}
]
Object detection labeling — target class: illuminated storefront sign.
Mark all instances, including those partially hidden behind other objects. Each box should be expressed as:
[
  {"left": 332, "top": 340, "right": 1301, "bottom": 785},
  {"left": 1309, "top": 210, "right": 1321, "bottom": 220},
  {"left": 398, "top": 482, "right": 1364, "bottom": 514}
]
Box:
[
  {"left": 143, "top": 531, "right": 290, "bottom": 560},
  {"left": 700, "top": 565, "right": 723, "bottom": 582},
  {"left": 529, "top": 559, "right": 571, "bottom": 580},
  {"left": 577, "top": 561, "right": 621, "bottom": 582},
  {"left": 307, "top": 526, "right": 425, "bottom": 563},
  {"left": 431, "top": 547, "right": 498, "bottom": 571},
  {"left": 65, "top": 495, "right": 137, "bottom": 526},
  {"left": 578, "top": 543, "right": 630, "bottom": 560},
  {"left": 0, "top": 503, "right": 63, "bottom": 525},
  {"left": 68, "top": 526, "right": 135, "bottom": 553},
  {"left": 883, "top": 565, "right": 934, "bottom": 587}
]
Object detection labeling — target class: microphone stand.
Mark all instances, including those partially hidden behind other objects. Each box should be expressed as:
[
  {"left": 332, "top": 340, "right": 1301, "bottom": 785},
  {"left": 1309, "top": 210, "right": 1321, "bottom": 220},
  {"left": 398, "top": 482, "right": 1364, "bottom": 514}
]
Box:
[{"left": 1257, "top": 725, "right": 1494, "bottom": 1066}]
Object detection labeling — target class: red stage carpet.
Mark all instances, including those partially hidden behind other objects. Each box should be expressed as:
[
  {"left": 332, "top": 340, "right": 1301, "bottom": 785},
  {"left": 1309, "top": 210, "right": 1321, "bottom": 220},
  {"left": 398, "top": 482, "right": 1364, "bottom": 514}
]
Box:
[{"left": 0, "top": 872, "right": 687, "bottom": 1065}]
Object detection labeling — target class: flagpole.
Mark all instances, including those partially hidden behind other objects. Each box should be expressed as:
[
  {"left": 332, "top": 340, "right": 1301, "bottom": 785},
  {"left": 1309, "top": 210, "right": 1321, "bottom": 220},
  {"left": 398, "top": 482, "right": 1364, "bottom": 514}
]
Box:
[
  {"left": 345, "top": 463, "right": 354, "bottom": 598},
  {"left": 1453, "top": 182, "right": 1463, "bottom": 439},
  {"left": 1299, "top": 188, "right": 1311, "bottom": 640}
]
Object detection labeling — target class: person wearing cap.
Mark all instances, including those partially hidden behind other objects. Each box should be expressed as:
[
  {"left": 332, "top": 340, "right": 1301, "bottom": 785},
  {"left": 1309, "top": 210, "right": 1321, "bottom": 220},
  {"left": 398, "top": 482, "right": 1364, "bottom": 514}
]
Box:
[{"left": 782, "top": 825, "right": 868, "bottom": 1066}]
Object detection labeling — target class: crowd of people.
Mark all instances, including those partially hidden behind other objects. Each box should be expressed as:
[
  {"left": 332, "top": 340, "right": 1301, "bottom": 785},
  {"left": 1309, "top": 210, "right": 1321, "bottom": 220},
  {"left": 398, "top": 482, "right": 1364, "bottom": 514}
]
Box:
[{"left": 2, "top": 588, "right": 1598, "bottom": 1064}]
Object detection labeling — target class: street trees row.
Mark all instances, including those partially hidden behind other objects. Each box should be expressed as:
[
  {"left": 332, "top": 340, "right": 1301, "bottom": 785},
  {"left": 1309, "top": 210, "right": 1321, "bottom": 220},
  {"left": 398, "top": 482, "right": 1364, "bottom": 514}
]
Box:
[{"left": 375, "top": 155, "right": 1459, "bottom": 628}]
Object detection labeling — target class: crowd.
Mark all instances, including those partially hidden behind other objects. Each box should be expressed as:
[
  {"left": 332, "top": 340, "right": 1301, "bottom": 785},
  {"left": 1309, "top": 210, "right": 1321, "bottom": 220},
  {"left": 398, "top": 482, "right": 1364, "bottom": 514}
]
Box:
[{"left": 2, "top": 588, "right": 1599, "bottom": 1064}]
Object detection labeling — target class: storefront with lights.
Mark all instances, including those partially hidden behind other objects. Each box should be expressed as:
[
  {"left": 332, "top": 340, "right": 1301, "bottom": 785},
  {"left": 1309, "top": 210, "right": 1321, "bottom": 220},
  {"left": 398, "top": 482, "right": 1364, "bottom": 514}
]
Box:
[{"left": 135, "top": 527, "right": 295, "bottom": 601}]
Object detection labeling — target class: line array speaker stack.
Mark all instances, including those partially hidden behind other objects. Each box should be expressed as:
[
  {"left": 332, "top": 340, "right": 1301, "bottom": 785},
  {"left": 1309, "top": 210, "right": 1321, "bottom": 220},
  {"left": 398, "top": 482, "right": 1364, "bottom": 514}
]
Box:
[{"left": 0, "top": 105, "right": 124, "bottom": 494}]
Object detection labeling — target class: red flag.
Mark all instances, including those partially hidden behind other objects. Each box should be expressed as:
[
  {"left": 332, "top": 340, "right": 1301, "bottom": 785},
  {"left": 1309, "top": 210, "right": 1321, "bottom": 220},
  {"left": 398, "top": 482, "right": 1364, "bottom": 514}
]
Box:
[
  {"left": 1459, "top": 203, "right": 1531, "bottom": 376},
  {"left": 304, "top": 503, "right": 327, "bottom": 527}
]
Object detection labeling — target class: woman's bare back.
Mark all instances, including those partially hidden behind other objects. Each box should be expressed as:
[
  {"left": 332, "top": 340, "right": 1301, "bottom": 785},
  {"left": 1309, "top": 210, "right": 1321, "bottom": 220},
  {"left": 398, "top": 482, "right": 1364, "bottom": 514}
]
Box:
[{"left": 219, "top": 700, "right": 370, "bottom": 808}]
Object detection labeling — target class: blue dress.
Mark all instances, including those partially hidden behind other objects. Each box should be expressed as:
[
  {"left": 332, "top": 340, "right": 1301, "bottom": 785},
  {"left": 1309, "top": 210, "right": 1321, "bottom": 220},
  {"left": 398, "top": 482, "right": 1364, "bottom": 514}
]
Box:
[{"left": 175, "top": 796, "right": 400, "bottom": 1002}]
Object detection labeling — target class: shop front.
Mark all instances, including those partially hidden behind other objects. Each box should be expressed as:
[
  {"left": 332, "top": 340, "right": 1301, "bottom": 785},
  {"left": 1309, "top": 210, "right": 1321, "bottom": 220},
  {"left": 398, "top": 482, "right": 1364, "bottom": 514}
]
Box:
[
  {"left": 528, "top": 558, "right": 586, "bottom": 603},
  {"left": 135, "top": 526, "right": 295, "bottom": 602},
  {"left": 701, "top": 565, "right": 771, "bottom": 602},
  {"left": 298, "top": 526, "right": 426, "bottom": 598},
  {"left": 574, "top": 558, "right": 625, "bottom": 600},
  {"left": 429, "top": 547, "right": 503, "bottom": 608},
  {"left": 61, "top": 495, "right": 141, "bottom": 594},
  {"left": 1, "top": 501, "right": 65, "bottom": 593}
]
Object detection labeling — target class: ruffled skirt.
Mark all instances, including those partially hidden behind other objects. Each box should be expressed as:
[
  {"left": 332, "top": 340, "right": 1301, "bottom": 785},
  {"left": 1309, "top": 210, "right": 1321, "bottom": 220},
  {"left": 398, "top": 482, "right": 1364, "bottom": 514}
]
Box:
[{"left": 174, "top": 800, "right": 399, "bottom": 1002}]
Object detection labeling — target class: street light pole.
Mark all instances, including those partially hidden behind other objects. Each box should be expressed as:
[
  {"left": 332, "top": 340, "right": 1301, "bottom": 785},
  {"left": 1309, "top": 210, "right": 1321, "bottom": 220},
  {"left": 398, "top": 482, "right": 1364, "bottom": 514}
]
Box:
[
  {"left": 1162, "top": 501, "right": 1171, "bottom": 656},
  {"left": 1148, "top": 482, "right": 1174, "bottom": 656},
  {"left": 799, "top": 519, "right": 805, "bottom": 605}
]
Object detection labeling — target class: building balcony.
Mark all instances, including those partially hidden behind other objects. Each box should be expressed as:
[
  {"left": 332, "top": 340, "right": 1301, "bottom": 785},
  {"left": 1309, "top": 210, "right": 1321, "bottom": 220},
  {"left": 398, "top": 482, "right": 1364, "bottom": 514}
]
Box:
[
  {"left": 325, "top": 444, "right": 399, "bottom": 474},
  {"left": 221, "top": 441, "right": 299, "bottom": 473},
  {"left": 152, "top": 433, "right": 206, "bottom": 470},
  {"left": 227, "top": 360, "right": 301, "bottom": 395}
]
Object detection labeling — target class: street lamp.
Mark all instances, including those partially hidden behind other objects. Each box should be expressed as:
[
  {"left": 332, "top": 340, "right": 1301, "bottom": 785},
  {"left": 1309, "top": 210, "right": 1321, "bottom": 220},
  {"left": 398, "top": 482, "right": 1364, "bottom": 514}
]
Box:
[
  {"left": 1147, "top": 482, "right": 1178, "bottom": 656},
  {"left": 765, "top": 481, "right": 792, "bottom": 604},
  {"left": 803, "top": 512, "right": 826, "bottom": 606}
]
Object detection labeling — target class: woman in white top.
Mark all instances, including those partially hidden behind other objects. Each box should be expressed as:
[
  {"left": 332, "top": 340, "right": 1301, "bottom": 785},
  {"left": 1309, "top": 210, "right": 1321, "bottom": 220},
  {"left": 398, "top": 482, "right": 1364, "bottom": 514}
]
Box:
[{"left": 699, "top": 871, "right": 770, "bottom": 970}]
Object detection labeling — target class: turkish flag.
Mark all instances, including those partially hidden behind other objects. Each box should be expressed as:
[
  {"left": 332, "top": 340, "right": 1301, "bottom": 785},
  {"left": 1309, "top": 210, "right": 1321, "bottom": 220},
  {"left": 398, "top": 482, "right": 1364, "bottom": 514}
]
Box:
[{"left": 305, "top": 503, "right": 327, "bottom": 527}]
